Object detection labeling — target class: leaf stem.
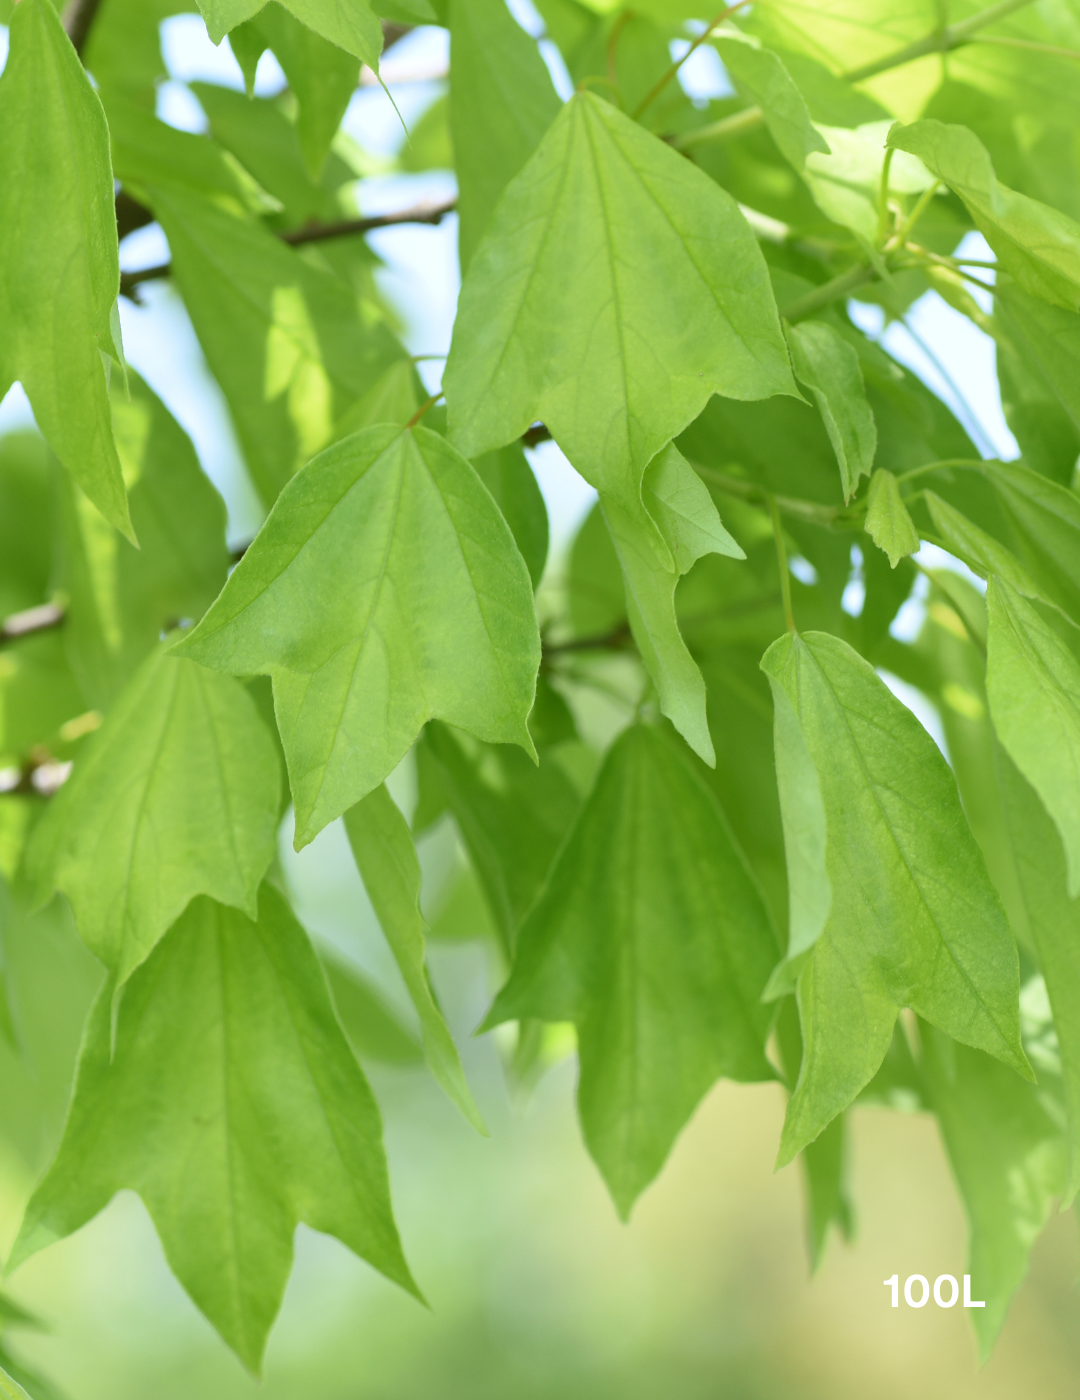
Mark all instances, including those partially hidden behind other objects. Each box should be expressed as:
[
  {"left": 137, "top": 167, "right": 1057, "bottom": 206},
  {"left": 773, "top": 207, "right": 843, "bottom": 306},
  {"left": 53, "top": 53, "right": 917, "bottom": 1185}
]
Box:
[
  {"left": 632, "top": 1, "right": 751, "bottom": 120},
  {"left": 894, "top": 457, "right": 985, "bottom": 484},
  {"left": 767, "top": 492, "right": 797, "bottom": 634},
  {"left": 405, "top": 393, "right": 444, "bottom": 428},
  {"left": 893, "top": 179, "right": 940, "bottom": 246},
  {"left": 672, "top": 105, "right": 764, "bottom": 151},
  {"left": 780, "top": 263, "right": 877, "bottom": 323},
  {"left": 876, "top": 146, "right": 896, "bottom": 246}
]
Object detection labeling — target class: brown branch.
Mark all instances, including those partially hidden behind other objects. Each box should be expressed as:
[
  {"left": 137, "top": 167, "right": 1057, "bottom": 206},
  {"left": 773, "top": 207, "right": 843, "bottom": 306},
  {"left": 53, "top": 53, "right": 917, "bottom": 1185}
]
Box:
[
  {"left": 120, "top": 198, "right": 458, "bottom": 298},
  {"left": 545, "top": 623, "right": 632, "bottom": 656},
  {"left": 0, "top": 603, "right": 65, "bottom": 647},
  {"left": 62, "top": 0, "right": 105, "bottom": 56}
]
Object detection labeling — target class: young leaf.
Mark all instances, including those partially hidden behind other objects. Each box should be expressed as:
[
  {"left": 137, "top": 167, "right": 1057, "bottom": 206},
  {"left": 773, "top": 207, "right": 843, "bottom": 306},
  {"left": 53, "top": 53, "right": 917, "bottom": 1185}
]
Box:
[
  {"left": 986, "top": 577, "right": 1080, "bottom": 898},
  {"left": 485, "top": 724, "right": 777, "bottom": 1218},
  {"left": 803, "top": 121, "right": 933, "bottom": 247},
  {"left": 8, "top": 888, "right": 418, "bottom": 1374},
  {"left": 196, "top": 0, "right": 384, "bottom": 69},
  {"left": 865, "top": 468, "right": 920, "bottom": 567},
  {"left": 761, "top": 631, "right": 1029, "bottom": 1165},
  {"left": 444, "top": 90, "right": 797, "bottom": 512},
  {"left": 921, "top": 1023, "right": 1067, "bottom": 1361},
  {"left": 0, "top": 1364, "right": 31, "bottom": 1400},
  {"left": 449, "top": 0, "right": 561, "bottom": 270},
  {"left": 471, "top": 442, "right": 550, "bottom": 589},
  {"left": 888, "top": 120, "right": 1080, "bottom": 312},
  {"left": 0, "top": 0, "right": 131, "bottom": 541},
  {"left": 175, "top": 426, "right": 541, "bottom": 848},
  {"left": 602, "top": 444, "right": 745, "bottom": 763},
  {"left": 138, "top": 184, "right": 405, "bottom": 505},
  {"left": 343, "top": 785, "right": 486, "bottom": 1132},
  {"left": 784, "top": 320, "right": 877, "bottom": 500},
  {"left": 712, "top": 32, "right": 829, "bottom": 171},
  {"left": 422, "top": 722, "right": 582, "bottom": 954},
  {"left": 28, "top": 646, "right": 281, "bottom": 986}
]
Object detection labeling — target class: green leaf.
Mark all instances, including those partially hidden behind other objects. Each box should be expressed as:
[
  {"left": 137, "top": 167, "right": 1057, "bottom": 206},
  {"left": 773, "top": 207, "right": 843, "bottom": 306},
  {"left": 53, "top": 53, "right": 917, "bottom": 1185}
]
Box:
[
  {"left": 485, "top": 724, "right": 777, "bottom": 1217},
  {"left": 449, "top": 0, "right": 561, "bottom": 270},
  {"left": 0, "top": 0, "right": 131, "bottom": 541},
  {"left": 567, "top": 502, "right": 625, "bottom": 640},
  {"left": 984, "top": 460, "right": 1080, "bottom": 624},
  {"left": 175, "top": 426, "right": 540, "bottom": 847},
  {"left": 712, "top": 32, "right": 829, "bottom": 171},
  {"left": 233, "top": 4, "right": 362, "bottom": 178},
  {"left": 865, "top": 468, "right": 920, "bottom": 567},
  {"left": 445, "top": 91, "right": 797, "bottom": 512},
  {"left": 803, "top": 120, "right": 933, "bottom": 246},
  {"left": 924, "top": 489, "right": 1044, "bottom": 602},
  {"left": 343, "top": 785, "right": 485, "bottom": 1132},
  {"left": 603, "top": 444, "right": 745, "bottom": 763},
  {"left": 888, "top": 120, "right": 1080, "bottom": 312},
  {"left": 8, "top": 888, "right": 418, "bottom": 1373},
  {"left": 0, "top": 433, "right": 53, "bottom": 619},
  {"left": 994, "top": 745, "right": 1080, "bottom": 1202},
  {"left": 137, "top": 182, "right": 405, "bottom": 505},
  {"left": 321, "top": 950, "right": 423, "bottom": 1066},
  {"left": 986, "top": 578, "right": 1080, "bottom": 899},
  {"left": 471, "top": 442, "right": 550, "bottom": 589},
  {"left": 422, "top": 722, "right": 582, "bottom": 954},
  {"left": 921, "top": 1022, "right": 1067, "bottom": 1360},
  {"left": 0, "top": 1363, "right": 31, "bottom": 1400},
  {"left": 28, "top": 646, "right": 281, "bottom": 986},
  {"left": 785, "top": 320, "right": 877, "bottom": 500},
  {"left": 761, "top": 630, "right": 1029, "bottom": 1165},
  {"left": 57, "top": 370, "right": 230, "bottom": 707},
  {"left": 995, "top": 284, "right": 1080, "bottom": 444},
  {"left": 196, "top": 0, "right": 384, "bottom": 69}
]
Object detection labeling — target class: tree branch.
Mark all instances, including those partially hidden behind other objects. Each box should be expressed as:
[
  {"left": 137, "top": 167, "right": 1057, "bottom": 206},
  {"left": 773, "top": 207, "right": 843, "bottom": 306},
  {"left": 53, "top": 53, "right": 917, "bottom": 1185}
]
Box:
[
  {"left": 120, "top": 198, "right": 457, "bottom": 298},
  {"left": 0, "top": 603, "right": 65, "bottom": 647},
  {"left": 62, "top": 0, "right": 105, "bottom": 56}
]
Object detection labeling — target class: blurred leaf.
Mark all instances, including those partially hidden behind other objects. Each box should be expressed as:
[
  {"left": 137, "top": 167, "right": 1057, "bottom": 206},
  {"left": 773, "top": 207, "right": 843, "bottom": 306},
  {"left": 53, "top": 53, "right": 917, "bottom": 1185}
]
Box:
[
  {"left": 57, "top": 371, "right": 229, "bottom": 708},
  {"left": 986, "top": 578, "right": 1080, "bottom": 899},
  {"left": 398, "top": 93, "right": 453, "bottom": 174},
  {"left": 176, "top": 426, "right": 540, "bottom": 848},
  {"left": 984, "top": 460, "right": 1080, "bottom": 623},
  {"left": 9, "top": 888, "right": 419, "bottom": 1375},
  {"left": 196, "top": 0, "right": 383, "bottom": 69},
  {"left": 0, "top": 0, "right": 130, "bottom": 540},
  {"left": 486, "top": 724, "right": 777, "bottom": 1218},
  {"left": 445, "top": 91, "right": 796, "bottom": 511},
  {"left": 567, "top": 502, "right": 625, "bottom": 640},
  {"left": 28, "top": 646, "right": 281, "bottom": 987},
  {"left": 761, "top": 630, "right": 1029, "bottom": 1165},
  {"left": 423, "top": 721, "right": 582, "bottom": 955},
  {"left": 785, "top": 319, "right": 877, "bottom": 500},
  {"left": 343, "top": 784, "right": 485, "bottom": 1131},
  {"left": 866, "top": 468, "right": 919, "bottom": 567},
  {"left": 0, "top": 434, "right": 53, "bottom": 619},
  {"left": 472, "top": 442, "right": 549, "bottom": 589},
  {"left": 449, "top": 0, "right": 561, "bottom": 270},
  {"left": 921, "top": 1021, "right": 1067, "bottom": 1360},
  {"left": 322, "top": 950, "right": 423, "bottom": 1066}
]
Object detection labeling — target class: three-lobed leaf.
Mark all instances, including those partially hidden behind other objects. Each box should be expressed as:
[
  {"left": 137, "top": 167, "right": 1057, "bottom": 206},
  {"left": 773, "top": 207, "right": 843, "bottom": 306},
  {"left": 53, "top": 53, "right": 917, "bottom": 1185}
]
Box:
[
  {"left": 485, "top": 724, "right": 777, "bottom": 1218},
  {"left": 9, "top": 887, "right": 418, "bottom": 1373},
  {"left": 762, "top": 630, "right": 1029, "bottom": 1164},
  {"left": 175, "top": 425, "right": 541, "bottom": 847}
]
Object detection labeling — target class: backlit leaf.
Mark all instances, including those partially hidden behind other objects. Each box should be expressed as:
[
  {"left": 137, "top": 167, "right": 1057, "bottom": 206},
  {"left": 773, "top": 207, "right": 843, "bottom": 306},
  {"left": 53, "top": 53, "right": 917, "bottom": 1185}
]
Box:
[
  {"left": 0, "top": 0, "right": 131, "bottom": 540},
  {"left": 713, "top": 31, "right": 829, "bottom": 171},
  {"left": 175, "top": 426, "right": 540, "bottom": 848},
  {"left": 28, "top": 646, "right": 281, "bottom": 986},
  {"left": 761, "top": 630, "right": 1029, "bottom": 1164},
  {"left": 866, "top": 468, "right": 920, "bottom": 567},
  {"left": 986, "top": 577, "right": 1080, "bottom": 899},
  {"left": 485, "top": 724, "right": 777, "bottom": 1217},
  {"left": 785, "top": 319, "right": 877, "bottom": 500},
  {"left": 197, "top": 0, "right": 384, "bottom": 68},
  {"left": 445, "top": 90, "right": 796, "bottom": 512},
  {"left": 9, "top": 888, "right": 418, "bottom": 1373}
]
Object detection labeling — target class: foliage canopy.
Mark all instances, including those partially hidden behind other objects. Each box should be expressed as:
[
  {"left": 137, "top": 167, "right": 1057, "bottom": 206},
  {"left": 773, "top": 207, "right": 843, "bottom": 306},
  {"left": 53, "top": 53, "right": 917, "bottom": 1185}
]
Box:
[{"left": 3, "top": 0, "right": 1080, "bottom": 1384}]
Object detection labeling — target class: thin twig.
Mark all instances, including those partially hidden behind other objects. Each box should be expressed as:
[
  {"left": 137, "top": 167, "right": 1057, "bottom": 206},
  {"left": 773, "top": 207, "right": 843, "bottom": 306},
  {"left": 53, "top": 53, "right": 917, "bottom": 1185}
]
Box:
[
  {"left": 633, "top": 1, "right": 751, "bottom": 119},
  {"left": 767, "top": 492, "right": 796, "bottom": 633},
  {"left": 780, "top": 264, "right": 877, "bottom": 323},
  {"left": 120, "top": 198, "right": 457, "bottom": 297},
  {"left": 0, "top": 603, "right": 65, "bottom": 647}
]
